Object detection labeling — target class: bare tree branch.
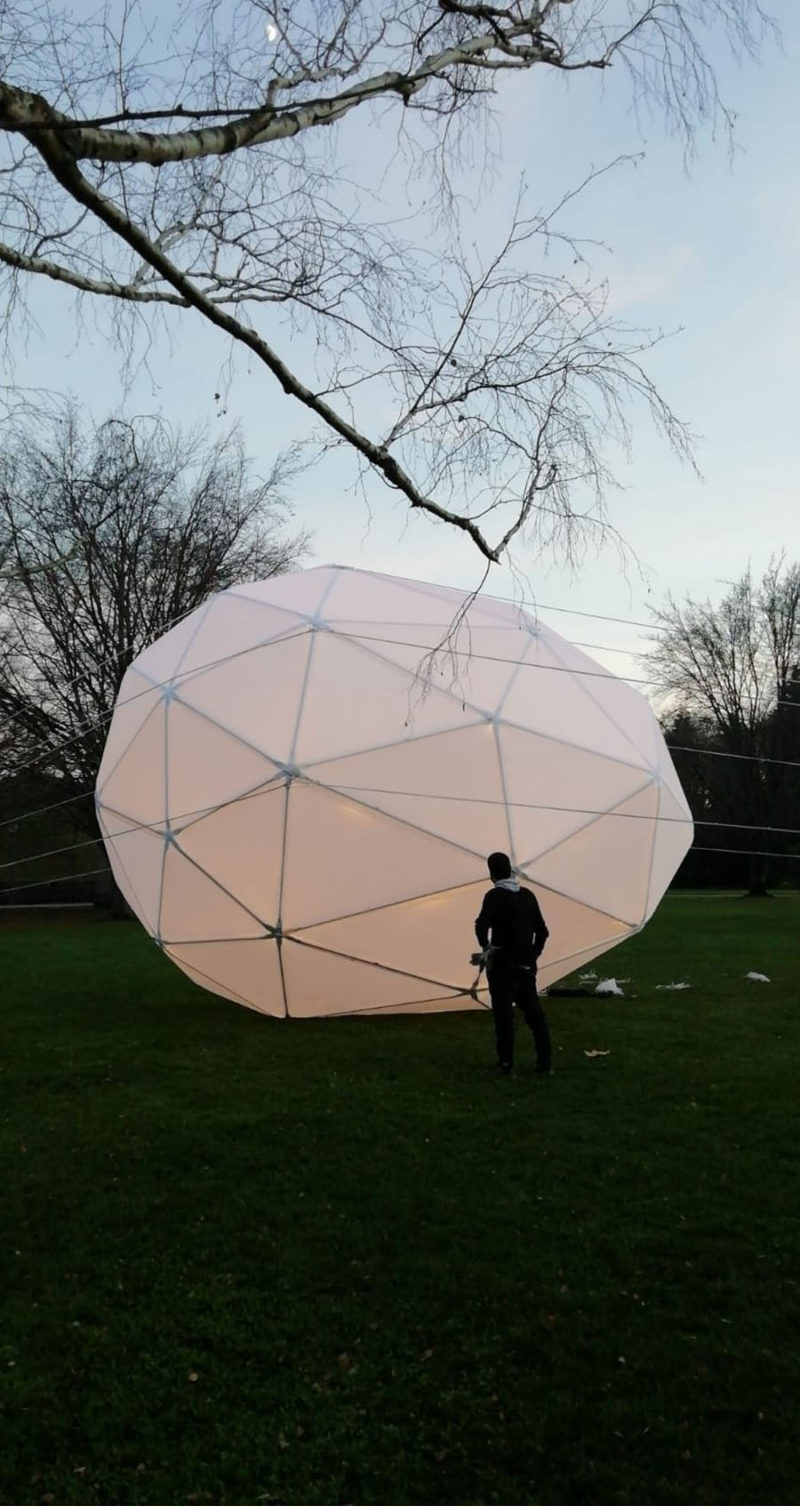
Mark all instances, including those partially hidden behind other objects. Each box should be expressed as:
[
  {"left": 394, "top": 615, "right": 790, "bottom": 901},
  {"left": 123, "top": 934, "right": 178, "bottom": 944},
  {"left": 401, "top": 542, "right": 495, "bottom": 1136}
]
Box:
[{"left": 0, "top": 0, "right": 776, "bottom": 564}]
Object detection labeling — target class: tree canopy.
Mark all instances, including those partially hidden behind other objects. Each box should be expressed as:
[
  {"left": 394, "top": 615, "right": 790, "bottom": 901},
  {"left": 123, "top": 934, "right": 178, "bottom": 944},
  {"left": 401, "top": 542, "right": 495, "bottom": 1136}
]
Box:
[
  {"left": 651, "top": 559, "right": 800, "bottom": 893},
  {"left": 0, "top": 406, "right": 307, "bottom": 809}
]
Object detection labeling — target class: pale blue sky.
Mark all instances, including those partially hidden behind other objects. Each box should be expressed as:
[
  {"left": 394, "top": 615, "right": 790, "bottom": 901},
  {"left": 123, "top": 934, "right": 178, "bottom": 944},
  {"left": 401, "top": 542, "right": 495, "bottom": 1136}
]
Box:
[{"left": 8, "top": 1, "right": 799, "bottom": 674}]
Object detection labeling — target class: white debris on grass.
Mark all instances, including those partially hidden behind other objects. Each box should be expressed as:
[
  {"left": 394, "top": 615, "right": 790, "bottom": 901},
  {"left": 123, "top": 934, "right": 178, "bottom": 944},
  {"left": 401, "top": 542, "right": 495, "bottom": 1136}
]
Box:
[
  {"left": 584, "top": 1049, "right": 611, "bottom": 1058},
  {"left": 595, "top": 978, "right": 624, "bottom": 996},
  {"left": 655, "top": 982, "right": 692, "bottom": 991},
  {"left": 579, "top": 970, "right": 598, "bottom": 981},
  {"left": 745, "top": 972, "right": 770, "bottom": 983}
]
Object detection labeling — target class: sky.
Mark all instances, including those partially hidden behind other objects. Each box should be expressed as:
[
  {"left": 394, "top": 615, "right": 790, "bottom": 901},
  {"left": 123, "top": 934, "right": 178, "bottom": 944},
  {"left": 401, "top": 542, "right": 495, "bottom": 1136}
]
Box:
[{"left": 7, "top": 0, "right": 800, "bottom": 680}]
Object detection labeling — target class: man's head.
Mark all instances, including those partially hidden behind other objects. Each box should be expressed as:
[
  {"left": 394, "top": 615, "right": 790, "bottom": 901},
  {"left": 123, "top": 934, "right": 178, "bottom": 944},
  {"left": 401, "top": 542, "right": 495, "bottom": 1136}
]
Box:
[{"left": 487, "top": 851, "right": 512, "bottom": 881}]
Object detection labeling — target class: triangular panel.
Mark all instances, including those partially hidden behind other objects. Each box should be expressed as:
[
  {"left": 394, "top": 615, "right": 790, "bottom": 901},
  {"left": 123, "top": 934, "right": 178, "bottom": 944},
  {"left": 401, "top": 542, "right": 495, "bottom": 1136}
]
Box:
[
  {"left": 174, "top": 594, "right": 305, "bottom": 678},
  {"left": 451, "top": 625, "right": 540, "bottom": 714},
  {"left": 175, "top": 784, "right": 286, "bottom": 928},
  {"left": 293, "top": 632, "right": 481, "bottom": 765},
  {"left": 528, "top": 785, "right": 659, "bottom": 926},
  {"left": 98, "top": 704, "right": 167, "bottom": 828},
  {"left": 229, "top": 566, "right": 338, "bottom": 616},
  {"left": 321, "top": 570, "right": 458, "bottom": 626},
  {"left": 305, "top": 722, "right": 506, "bottom": 855},
  {"left": 323, "top": 570, "right": 527, "bottom": 631},
  {"left": 97, "top": 668, "right": 162, "bottom": 790},
  {"left": 100, "top": 820, "right": 165, "bottom": 933},
  {"left": 166, "top": 937, "right": 284, "bottom": 1016},
  {"left": 174, "top": 633, "right": 312, "bottom": 768},
  {"left": 531, "top": 886, "right": 631, "bottom": 981},
  {"left": 165, "top": 950, "right": 252, "bottom": 1007},
  {"left": 296, "top": 879, "right": 488, "bottom": 991},
  {"left": 97, "top": 807, "right": 157, "bottom": 933},
  {"left": 282, "top": 940, "right": 458, "bottom": 1017},
  {"left": 343, "top": 623, "right": 533, "bottom": 719},
  {"left": 501, "top": 644, "right": 652, "bottom": 768},
  {"left": 578, "top": 673, "right": 661, "bottom": 770},
  {"left": 159, "top": 845, "right": 266, "bottom": 942},
  {"left": 134, "top": 604, "right": 208, "bottom": 682},
  {"left": 508, "top": 804, "right": 606, "bottom": 870},
  {"left": 499, "top": 724, "right": 652, "bottom": 864},
  {"left": 538, "top": 631, "right": 621, "bottom": 676},
  {"left": 646, "top": 783, "right": 694, "bottom": 918},
  {"left": 166, "top": 699, "right": 280, "bottom": 824},
  {"left": 281, "top": 781, "right": 481, "bottom": 930}
]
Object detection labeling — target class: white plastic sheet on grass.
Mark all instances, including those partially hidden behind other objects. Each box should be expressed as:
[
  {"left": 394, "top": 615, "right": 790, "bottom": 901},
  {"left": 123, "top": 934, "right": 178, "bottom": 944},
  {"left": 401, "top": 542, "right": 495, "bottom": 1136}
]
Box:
[{"left": 96, "top": 565, "right": 694, "bottom": 1017}]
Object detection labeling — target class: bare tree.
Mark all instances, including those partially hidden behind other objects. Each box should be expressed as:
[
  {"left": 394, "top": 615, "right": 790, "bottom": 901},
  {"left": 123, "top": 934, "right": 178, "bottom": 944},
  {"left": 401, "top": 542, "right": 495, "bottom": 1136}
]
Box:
[
  {"left": 0, "top": 1, "right": 774, "bottom": 564},
  {"left": 0, "top": 405, "right": 307, "bottom": 817},
  {"left": 648, "top": 559, "right": 800, "bottom": 894}
]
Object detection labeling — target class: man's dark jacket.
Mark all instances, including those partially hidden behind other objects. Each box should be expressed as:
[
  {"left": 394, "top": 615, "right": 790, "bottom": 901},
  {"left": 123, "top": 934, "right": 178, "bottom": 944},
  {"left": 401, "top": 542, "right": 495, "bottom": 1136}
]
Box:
[{"left": 475, "top": 885, "right": 549, "bottom": 969}]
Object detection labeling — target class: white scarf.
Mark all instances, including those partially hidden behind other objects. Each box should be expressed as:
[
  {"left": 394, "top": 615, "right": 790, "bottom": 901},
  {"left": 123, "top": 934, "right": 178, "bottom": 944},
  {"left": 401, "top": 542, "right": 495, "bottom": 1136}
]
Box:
[{"left": 493, "top": 877, "right": 520, "bottom": 893}]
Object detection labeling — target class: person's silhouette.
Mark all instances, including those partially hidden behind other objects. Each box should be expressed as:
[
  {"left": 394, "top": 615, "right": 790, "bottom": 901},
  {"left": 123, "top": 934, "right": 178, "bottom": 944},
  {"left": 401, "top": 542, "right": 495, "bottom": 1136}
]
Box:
[{"left": 474, "top": 851, "right": 552, "bottom": 1076}]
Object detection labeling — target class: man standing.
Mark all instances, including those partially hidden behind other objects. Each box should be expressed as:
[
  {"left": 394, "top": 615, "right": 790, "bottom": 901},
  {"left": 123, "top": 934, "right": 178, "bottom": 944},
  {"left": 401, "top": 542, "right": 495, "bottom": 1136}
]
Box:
[{"left": 474, "top": 851, "right": 552, "bottom": 1077}]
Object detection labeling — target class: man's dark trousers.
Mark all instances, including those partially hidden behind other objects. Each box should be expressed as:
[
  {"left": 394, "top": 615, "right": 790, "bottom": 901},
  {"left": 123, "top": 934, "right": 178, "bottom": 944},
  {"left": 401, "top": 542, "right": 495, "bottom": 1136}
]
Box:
[{"left": 488, "top": 963, "right": 552, "bottom": 1071}]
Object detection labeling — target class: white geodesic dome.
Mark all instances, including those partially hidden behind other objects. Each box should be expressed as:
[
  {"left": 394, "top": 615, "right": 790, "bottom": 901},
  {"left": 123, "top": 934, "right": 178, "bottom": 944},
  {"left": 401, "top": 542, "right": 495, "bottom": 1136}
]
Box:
[{"left": 96, "top": 565, "right": 693, "bottom": 1017}]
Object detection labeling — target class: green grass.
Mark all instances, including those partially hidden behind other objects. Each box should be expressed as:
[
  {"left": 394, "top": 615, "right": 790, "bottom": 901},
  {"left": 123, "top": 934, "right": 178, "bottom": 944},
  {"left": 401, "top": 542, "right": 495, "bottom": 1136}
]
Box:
[{"left": 1, "top": 895, "right": 798, "bottom": 1506}]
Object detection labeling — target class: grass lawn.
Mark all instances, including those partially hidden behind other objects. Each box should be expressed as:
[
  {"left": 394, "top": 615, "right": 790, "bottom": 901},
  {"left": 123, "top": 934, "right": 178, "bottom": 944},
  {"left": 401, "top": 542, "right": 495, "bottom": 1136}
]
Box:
[{"left": 1, "top": 894, "right": 798, "bottom": 1506}]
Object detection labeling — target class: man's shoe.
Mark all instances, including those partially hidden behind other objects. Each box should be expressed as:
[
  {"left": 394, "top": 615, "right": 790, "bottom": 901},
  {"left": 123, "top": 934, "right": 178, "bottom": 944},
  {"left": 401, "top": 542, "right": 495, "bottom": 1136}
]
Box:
[{"left": 485, "top": 1062, "right": 513, "bottom": 1077}]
